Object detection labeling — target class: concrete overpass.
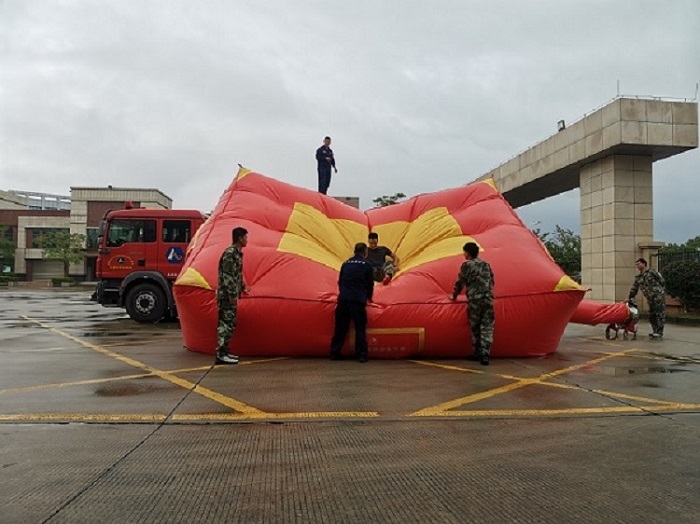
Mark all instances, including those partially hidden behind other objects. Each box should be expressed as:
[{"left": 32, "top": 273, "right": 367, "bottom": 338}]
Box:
[{"left": 478, "top": 96, "right": 698, "bottom": 303}]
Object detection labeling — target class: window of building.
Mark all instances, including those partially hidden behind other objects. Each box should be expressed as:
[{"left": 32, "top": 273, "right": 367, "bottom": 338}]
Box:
[
  {"left": 162, "top": 220, "right": 192, "bottom": 243},
  {"left": 85, "top": 228, "right": 100, "bottom": 249},
  {"left": 1, "top": 224, "right": 14, "bottom": 273},
  {"left": 1, "top": 224, "right": 13, "bottom": 242},
  {"left": 30, "top": 228, "right": 70, "bottom": 248},
  {"left": 106, "top": 220, "right": 156, "bottom": 247}
]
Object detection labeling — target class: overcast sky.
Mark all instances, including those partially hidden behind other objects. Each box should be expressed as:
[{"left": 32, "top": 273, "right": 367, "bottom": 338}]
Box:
[{"left": 1, "top": 0, "right": 698, "bottom": 243}]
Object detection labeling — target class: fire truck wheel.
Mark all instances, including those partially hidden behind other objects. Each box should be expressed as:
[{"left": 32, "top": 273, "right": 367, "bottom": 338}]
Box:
[{"left": 126, "top": 282, "right": 167, "bottom": 323}]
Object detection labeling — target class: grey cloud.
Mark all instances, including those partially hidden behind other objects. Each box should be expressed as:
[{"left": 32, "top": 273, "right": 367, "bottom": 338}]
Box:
[{"left": 1, "top": 0, "right": 698, "bottom": 243}]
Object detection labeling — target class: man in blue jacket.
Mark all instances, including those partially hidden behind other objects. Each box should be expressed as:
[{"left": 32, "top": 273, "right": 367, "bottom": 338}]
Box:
[
  {"left": 330, "top": 242, "right": 374, "bottom": 363},
  {"left": 316, "top": 136, "right": 337, "bottom": 194}
]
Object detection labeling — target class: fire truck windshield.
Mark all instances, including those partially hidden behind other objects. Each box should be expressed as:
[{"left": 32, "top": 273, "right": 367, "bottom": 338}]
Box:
[{"left": 106, "top": 219, "right": 156, "bottom": 247}]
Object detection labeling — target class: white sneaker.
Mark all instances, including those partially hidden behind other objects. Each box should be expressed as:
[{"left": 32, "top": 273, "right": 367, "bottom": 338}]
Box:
[{"left": 215, "top": 353, "right": 239, "bottom": 365}]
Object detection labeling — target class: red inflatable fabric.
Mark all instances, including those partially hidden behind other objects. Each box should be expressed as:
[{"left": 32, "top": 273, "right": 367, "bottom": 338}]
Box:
[
  {"left": 174, "top": 168, "right": 588, "bottom": 358},
  {"left": 569, "top": 299, "right": 630, "bottom": 325}
]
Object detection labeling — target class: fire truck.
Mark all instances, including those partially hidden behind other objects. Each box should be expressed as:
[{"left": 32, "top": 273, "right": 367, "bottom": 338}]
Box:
[{"left": 94, "top": 206, "right": 207, "bottom": 322}]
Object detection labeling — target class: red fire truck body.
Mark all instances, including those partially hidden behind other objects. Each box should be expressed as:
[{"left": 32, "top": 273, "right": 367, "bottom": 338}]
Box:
[{"left": 95, "top": 208, "right": 207, "bottom": 322}]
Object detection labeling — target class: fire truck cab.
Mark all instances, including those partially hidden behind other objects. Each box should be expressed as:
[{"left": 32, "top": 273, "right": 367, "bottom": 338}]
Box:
[{"left": 94, "top": 207, "right": 206, "bottom": 322}]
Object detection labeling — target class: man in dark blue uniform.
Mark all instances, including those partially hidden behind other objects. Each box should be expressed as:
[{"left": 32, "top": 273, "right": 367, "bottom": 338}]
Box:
[
  {"left": 316, "top": 136, "right": 337, "bottom": 194},
  {"left": 330, "top": 242, "right": 374, "bottom": 363}
]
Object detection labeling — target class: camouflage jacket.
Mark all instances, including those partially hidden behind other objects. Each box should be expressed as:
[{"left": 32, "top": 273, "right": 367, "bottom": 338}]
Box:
[
  {"left": 453, "top": 257, "right": 494, "bottom": 303},
  {"left": 629, "top": 269, "right": 665, "bottom": 303},
  {"left": 217, "top": 245, "right": 245, "bottom": 303}
]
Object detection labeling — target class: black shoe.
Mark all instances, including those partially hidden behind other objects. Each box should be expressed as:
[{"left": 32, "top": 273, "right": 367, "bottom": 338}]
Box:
[
  {"left": 467, "top": 354, "right": 482, "bottom": 361},
  {"left": 480, "top": 355, "right": 490, "bottom": 366},
  {"left": 358, "top": 355, "right": 368, "bottom": 363},
  {"left": 330, "top": 354, "right": 344, "bottom": 361}
]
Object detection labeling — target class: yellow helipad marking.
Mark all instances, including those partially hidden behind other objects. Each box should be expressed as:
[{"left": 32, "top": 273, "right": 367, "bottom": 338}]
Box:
[
  {"left": 408, "top": 359, "right": 677, "bottom": 406},
  {"left": 21, "top": 316, "right": 264, "bottom": 416},
  {"left": 409, "top": 341, "right": 699, "bottom": 417},
  {"left": 15, "top": 318, "right": 373, "bottom": 422},
  {"left": 6, "top": 319, "right": 697, "bottom": 422},
  {"left": 412, "top": 348, "right": 640, "bottom": 416}
]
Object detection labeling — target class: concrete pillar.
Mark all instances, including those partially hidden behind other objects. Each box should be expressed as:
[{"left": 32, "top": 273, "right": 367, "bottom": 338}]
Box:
[{"left": 580, "top": 154, "right": 653, "bottom": 303}]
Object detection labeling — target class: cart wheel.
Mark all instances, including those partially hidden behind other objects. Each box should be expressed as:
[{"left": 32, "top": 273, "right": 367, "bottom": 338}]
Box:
[{"left": 605, "top": 324, "right": 617, "bottom": 340}]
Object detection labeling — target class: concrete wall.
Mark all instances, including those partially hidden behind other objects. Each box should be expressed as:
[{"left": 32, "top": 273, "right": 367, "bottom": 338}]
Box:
[
  {"left": 14, "top": 216, "right": 71, "bottom": 275},
  {"left": 0, "top": 190, "right": 27, "bottom": 210}
]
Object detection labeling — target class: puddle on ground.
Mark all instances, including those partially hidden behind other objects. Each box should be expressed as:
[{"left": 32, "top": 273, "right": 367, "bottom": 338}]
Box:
[
  {"left": 78, "top": 331, "right": 165, "bottom": 341},
  {"left": 600, "top": 365, "right": 690, "bottom": 376},
  {"left": 80, "top": 332, "right": 131, "bottom": 337},
  {"left": 94, "top": 381, "right": 172, "bottom": 397}
]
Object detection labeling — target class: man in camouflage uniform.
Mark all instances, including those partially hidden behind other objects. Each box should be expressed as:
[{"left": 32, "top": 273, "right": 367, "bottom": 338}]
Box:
[
  {"left": 215, "top": 227, "right": 249, "bottom": 364},
  {"left": 629, "top": 257, "right": 666, "bottom": 338},
  {"left": 450, "top": 242, "right": 495, "bottom": 365}
]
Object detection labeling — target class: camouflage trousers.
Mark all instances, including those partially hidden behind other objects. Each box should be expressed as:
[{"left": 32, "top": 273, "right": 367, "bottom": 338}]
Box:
[
  {"left": 467, "top": 301, "right": 495, "bottom": 357},
  {"left": 648, "top": 298, "right": 666, "bottom": 335},
  {"left": 216, "top": 300, "right": 238, "bottom": 355},
  {"left": 372, "top": 260, "right": 395, "bottom": 282}
]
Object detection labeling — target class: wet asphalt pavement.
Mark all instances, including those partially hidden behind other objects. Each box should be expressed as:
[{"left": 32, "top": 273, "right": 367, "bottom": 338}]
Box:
[{"left": 1, "top": 288, "right": 699, "bottom": 523}]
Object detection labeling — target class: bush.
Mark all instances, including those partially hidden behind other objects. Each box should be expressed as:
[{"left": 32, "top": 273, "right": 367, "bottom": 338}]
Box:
[
  {"left": 662, "top": 260, "right": 700, "bottom": 312},
  {"left": 51, "top": 277, "right": 75, "bottom": 287},
  {"left": 0, "top": 274, "right": 18, "bottom": 284}
]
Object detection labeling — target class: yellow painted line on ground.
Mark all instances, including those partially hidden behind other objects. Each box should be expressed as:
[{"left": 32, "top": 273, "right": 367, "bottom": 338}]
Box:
[
  {"left": 579, "top": 337, "right": 628, "bottom": 348},
  {"left": 411, "top": 348, "right": 640, "bottom": 416},
  {"left": 3, "top": 345, "right": 80, "bottom": 352},
  {"left": 0, "top": 360, "right": 286, "bottom": 396},
  {"left": 415, "top": 403, "right": 700, "bottom": 418},
  {"left": 408, "top": 360, "right": 485, "bottom": 375},
  {"left": 0, "top": 411, "right": 380, "bottom": 423},
  {"left": 2, "top": 402, "right": 698, "bottom": 423},
  {"left": 21, "top": 316, "right": 265, "bottom": 416},
  {"left": 410, "top": 359, "right": 571, "bottom": 383},
  {"left": 172, "top": 411, "right": 380, "bottom": 421},
  {"left": 0, "top": 413, "right": 167, "bottom": 423},
  {"left": 0, "top": 372, "right": 160, "bottom": 395},
  {"left": 588, "top": 389, "right": 678, "bottom": 405}
]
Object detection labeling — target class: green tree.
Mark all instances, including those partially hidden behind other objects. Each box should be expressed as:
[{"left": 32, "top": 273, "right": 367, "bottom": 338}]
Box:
[
  {"left": 662, "top": 259, "right": 700, "bottom": 312},
  {"left": 533, "top": 225, "right": 581, "bottom": 279},
  {"left": 0, "top": 225, "right": 15, "bottom": 272},
  {"left": 661, "top": 235, "right": 700, "bottom": 253},
  {"left": 42, "top": 231, "right": 86, "bottom": 277},
  {"left": 372, "top": 192, "right": 406, "bottom": 207}
]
